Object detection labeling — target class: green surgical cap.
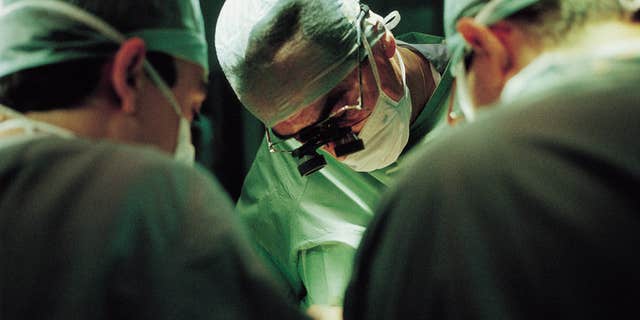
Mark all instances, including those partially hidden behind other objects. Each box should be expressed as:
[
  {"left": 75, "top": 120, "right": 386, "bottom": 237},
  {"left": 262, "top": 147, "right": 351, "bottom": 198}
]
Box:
[
  {"left": 444, "top": 0, "right": 539, "bottom": 68},
  {"left": 0, "top": 0, "right": 209, "bottom": 78},
  {"left": 215, "top": 0, "right": 389, "bottom": 127}
]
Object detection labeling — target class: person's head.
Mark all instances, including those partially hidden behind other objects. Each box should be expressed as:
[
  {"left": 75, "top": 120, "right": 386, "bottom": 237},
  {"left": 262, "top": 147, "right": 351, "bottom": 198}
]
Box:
[
  {"left": 216, "top": 0, "right": 413, "bottom": 174},
  {"left": 620, "top": 0, "right": 640, "bottom": 21},
  {"left": 444, "top": 0, "right": 626, "bottom": 120},
  {"left": 0, "top": 0, "right": 209, "bottom": 161}
]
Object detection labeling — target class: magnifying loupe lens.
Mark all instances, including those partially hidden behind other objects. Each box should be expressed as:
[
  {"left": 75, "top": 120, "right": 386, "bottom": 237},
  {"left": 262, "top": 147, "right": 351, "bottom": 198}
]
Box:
[
  {"left": 334, "top": 132, "right": 364, "bottom": 157},
  {"left": 297, "top": 152, "right": 327, "bottom": 176}
]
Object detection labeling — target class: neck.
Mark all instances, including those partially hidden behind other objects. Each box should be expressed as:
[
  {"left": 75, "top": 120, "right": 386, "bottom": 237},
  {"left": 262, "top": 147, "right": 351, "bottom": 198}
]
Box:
[
  {"left": 23, "top": 95, "right": 138, "bottom": 143},
  {"left": 25, "top": 107, "right": 107, "bottom": 139},
  {"left": 398, "top": 46, "right": 437, "bottom": 125}
]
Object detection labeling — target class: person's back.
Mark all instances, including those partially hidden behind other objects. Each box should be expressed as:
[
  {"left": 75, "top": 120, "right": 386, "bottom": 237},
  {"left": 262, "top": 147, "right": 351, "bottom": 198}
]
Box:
[
  {"left": 345, "top": 55, "right": 640, "bottom": 319},
  {"left": 1, "top": 136, "right": 306, "bottom": 319},
  {"left": 216, "top": 0, "right": 453, "bottom": 307},
  {"left": 0, "top": 0, "right": 307, "bottom": 318},
  {"left": 344, "top": 2, "right": 640, "bottom": 318}
]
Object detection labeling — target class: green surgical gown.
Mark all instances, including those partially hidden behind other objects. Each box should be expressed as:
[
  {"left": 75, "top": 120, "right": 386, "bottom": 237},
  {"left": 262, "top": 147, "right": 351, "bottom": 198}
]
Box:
[
  {"left": 345, "top": 42, "right": 640, "bottom": 320},
  {"left": 236, "top": 33, "right": 453, "bottom": 308},
  {"left": 0, "top": 135, "right": 307, "bottom": 320}
]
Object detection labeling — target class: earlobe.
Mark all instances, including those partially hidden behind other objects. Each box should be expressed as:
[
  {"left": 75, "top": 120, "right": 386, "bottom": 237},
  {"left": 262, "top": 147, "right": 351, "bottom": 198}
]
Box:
[{"left": 111, "top": 37, "right": 147, "bottom": 114}]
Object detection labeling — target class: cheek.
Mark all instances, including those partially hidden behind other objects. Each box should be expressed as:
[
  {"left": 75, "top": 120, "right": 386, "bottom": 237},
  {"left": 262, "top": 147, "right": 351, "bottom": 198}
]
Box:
[
  {"left": 153, "top": 104, "right": 180, "bottom": 151},
  {"left": 348, "top": 88, "right": 378, "bottom": 132},
  {"left": 348, "top": 110, "right": 372, "bottom": 133},
  {"left": 468, "top": 61, "right": 504, "bottom": 107},
  {"left": 164, "top": 113, "right": 181, "bottom": 151},
  {"left": 357, "top": 68, "right": 380, "bottom": 111},
  {"left": 143, "top": 101, "right": 180, "bottom": 153},
  {"left": 171, "top": 89, "right": 191, "bottom": 119}
]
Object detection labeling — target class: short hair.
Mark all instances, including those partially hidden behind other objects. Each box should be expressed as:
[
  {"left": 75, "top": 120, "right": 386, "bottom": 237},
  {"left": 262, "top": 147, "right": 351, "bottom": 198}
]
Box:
[
  {"left": 0, "top": 53, "right": 176, "bottom": 113},
  {"left": 506, "top": 0, "right": 625, "bottom": 46}
]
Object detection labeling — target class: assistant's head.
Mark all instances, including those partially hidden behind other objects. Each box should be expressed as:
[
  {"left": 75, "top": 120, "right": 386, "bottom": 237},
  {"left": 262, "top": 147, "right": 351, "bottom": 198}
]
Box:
[
  {"left": 216, "top": 0, "right": 412, "bottom": 173},
  {"left": 444, "top": 0, "right": 625, "bottom": 120},
  {"left": 0, "top": 0, "right": 209, "bottom": 161}
]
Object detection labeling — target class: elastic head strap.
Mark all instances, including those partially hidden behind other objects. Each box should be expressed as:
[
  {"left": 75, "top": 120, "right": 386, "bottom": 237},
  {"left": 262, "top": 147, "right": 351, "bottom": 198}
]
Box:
[{"left": 359, "top": 8, "right": 403, "bottom": 93}]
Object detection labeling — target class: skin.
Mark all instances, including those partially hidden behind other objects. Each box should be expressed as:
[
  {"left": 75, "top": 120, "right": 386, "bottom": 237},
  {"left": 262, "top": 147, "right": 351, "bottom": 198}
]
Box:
[
  {"left": 271, "top": 31, "right": 437, "bottom": 158},
  {"left": 9, "top": 38, "right": 208, "bottom": 154},
  {"left": 307, "top": 305, "right": 342, "bottom": 320},
  {"left": 456, "top": 8, "right": 640, "bottom": 109},
  {"left": 455, "top": 18, "right": 544, "bottom": 107}
]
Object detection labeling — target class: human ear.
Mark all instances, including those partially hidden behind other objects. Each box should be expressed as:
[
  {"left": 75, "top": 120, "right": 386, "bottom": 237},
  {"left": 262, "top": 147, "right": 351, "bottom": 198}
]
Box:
[
  {"left": 457, "top": 18, "right": 513, "bottom": 74},
  {"left": 381, "top": 31, "right": 397, "bottom": 59},
  {"left": 110, "top": 37, "right": 146, "bottom": 114},
  {"left": 456, "top": 18, "right": 515, "bottom": 106}
]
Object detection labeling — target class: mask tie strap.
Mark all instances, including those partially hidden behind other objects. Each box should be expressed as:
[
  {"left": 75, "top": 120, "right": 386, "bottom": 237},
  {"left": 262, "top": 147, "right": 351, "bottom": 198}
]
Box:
[
  {"left": 361, "top": 27, "right": 384, "bottom": 93},
  {"left": 362, "top": 12, "right": 407, "bottom": 100},
  {"left": 1, "top": 0, "right": 185, "bottom": 119},
  {"left": 383, "top": 10, "right": 401, "bottom": 31}
]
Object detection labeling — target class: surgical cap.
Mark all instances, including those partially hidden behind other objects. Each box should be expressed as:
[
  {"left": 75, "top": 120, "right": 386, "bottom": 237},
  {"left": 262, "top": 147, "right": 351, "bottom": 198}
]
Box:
[
  {"left": 444, "top": 0, "right": 539, "bottom": 67},
  {"left": 620, "top": 0, "right": 640, "bottom": 11},
  {"left": 215, "top": 0, "right": 388, "bottom": 127},
  {"left": 0, "top": 0, "right": 209, "bottom": 78}
]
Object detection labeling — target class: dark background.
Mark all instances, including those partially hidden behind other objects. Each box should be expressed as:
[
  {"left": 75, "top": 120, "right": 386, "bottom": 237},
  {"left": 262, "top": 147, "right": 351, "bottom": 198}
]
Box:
[{"left": 197, "top": 0, "right": 444, "bottom": 201}]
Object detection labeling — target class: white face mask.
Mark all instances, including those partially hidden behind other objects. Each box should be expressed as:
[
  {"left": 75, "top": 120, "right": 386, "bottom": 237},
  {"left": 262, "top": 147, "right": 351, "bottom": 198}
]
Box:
[
  {"left": 174, "top": 117, "right": 196, "bottom": 164},
  {"left": 340, "top": 37, "right": 412, "bottom": 172}
]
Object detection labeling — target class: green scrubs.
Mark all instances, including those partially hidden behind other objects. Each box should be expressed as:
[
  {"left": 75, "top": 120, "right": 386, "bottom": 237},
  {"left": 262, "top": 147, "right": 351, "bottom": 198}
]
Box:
[
  {"left": 345, "top": 42, "right": 640, "bottom": 320},
  {"left": 0, "top": 135, "right": 307, "bottom": 320},
  {"left": 236, "top": 33, "right": 453, "bottom": 307}
]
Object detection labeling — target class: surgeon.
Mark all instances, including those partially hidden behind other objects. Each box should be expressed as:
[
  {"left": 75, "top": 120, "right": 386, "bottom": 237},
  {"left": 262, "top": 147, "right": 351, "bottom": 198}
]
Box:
[
  {"left": 345, "top": 1, "right": 640, "bottom": 319},
  {"left": 216, "top": 0, "right": 452, "bottom": 308},
  {"left": 443, "top": 0, "right": 633, "bottom": 119},
  {"left": 0, "top": 0, "right": 307, "bottom": 319}
]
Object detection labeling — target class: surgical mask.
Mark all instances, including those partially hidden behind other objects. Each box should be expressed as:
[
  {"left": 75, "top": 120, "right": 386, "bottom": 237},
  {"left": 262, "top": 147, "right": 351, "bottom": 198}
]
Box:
[
  {"left": 0, "top": 1, "right": 196, "bottom": 165},
  {"left": 449, "top": 0, "right": 537, "bottom": 122},
  {"left": 341, "top": 23, "right": 412, "bottom": 172},
  {"left": 174, "top": 117, "right": 196, "bottom": 164},
  {"left": 142, "top": 61, "right": 196, "bottom": 165}
]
